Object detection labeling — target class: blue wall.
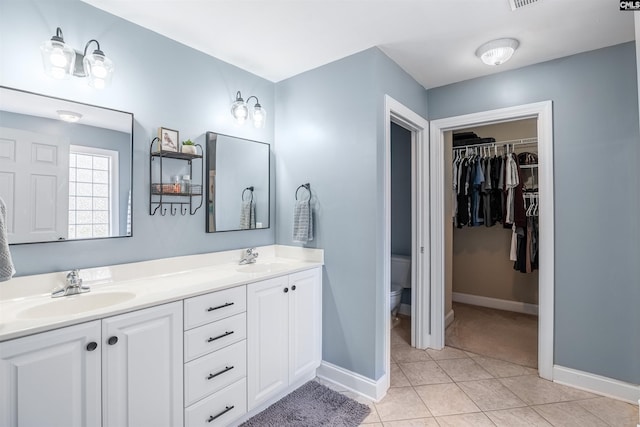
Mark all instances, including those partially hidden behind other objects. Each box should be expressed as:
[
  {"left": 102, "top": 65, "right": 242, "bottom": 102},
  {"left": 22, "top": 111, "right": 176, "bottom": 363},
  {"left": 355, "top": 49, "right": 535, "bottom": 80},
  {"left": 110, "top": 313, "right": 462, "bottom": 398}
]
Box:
[
  {"left": 0, "top": 0, "right": 275, "bottom": 275},
  {"left": 428, "top": 42, "right": 640, "bottom": 385},
  {"left": 390, "top": 122, "right": 411, "bottom": 257},
  {"left": 275, "top": 48, "right": 428, "bottom": 379}
]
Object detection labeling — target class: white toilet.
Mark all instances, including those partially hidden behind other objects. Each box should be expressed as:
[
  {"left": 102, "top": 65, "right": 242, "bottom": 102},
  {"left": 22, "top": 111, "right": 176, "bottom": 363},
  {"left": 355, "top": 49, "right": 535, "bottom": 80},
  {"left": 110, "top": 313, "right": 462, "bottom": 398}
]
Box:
[{"left": 390, "top": 254, "right": 411, "bottom": 326}]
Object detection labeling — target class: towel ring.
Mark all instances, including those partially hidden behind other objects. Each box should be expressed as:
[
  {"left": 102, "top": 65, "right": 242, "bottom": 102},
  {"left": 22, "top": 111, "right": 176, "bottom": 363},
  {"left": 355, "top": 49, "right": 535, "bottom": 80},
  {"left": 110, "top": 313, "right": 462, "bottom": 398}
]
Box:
[
  {"left": 295, "top": 183, "right": 311, "bottom": 200},
  {"left": 242, "top": 186, "right": 254, "bottom": 202}
]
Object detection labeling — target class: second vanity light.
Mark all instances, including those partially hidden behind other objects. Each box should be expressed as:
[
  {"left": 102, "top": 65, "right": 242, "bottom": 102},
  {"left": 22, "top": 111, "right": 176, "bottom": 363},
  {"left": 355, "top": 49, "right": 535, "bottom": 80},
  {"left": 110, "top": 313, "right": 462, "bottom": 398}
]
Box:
[
  {"left": 40, "top": 27, "right": 114, "bottom": 89},
  {"left": 231, "top": 91, "right": 266, "bottom": 128}
]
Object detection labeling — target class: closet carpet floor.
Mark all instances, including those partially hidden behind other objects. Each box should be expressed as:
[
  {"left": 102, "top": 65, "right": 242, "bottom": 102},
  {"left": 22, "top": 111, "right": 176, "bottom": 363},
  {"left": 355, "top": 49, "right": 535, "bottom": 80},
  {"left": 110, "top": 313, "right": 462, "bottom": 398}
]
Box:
[
  {"left": 316, "top": 317, "right": 639, "bottom": 427},
  {"left": 445, "top": 302, "right": 538, "bottom": 368}
]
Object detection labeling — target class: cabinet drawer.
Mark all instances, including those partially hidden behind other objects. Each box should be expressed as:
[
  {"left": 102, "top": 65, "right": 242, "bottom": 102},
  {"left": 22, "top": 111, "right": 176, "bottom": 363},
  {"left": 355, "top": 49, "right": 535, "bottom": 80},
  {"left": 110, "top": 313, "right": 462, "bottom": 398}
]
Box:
[
  {"left": 185, "top": 378, "right": 247, "bottom": 427},
  {"left": 184, "top": 286, "right": 246, "bottom": 330},
  {"left": 185, "top": 313, "right": 246, "bottom": 361},
  {"left": 185, "top": 340, "right": 246, "bottom": 406}
]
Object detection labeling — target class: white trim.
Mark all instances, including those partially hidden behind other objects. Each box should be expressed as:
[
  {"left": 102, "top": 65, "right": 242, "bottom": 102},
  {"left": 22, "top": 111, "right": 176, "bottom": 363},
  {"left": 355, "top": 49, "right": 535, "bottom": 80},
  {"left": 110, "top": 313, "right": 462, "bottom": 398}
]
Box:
[
  {"left": 316, "top": 361, "right": 387, "bottom": 402},
  {"left": 384, "top": 95, "right": 430, "bottom": 399},
  {"left": 429, "top": 101, "right": 554, "bottom": 381},
  {"left": 553, "top": 365, "right": 640, "bottom": 405},
  {"left": 452, "top": 292, "right": 538, "bottom": 316},
  {"left": 445, "top": 309, "right": 455, "bottom": 329}
]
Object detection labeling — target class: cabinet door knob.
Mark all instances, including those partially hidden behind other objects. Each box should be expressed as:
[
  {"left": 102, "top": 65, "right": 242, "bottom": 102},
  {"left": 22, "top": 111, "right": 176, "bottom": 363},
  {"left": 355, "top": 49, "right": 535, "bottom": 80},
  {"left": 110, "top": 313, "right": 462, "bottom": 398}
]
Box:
[
  {"left": 283, "top": 287, "right": 289, "bottom": 293},
  {"left": 86, "top": 341, "right": 98, "bottom": 351},
  {"left": 107, "top": 336, "right": 118, "bottom": 345},
  {"left": 291, "top": 285, "right": 297, "bottom": 291}
]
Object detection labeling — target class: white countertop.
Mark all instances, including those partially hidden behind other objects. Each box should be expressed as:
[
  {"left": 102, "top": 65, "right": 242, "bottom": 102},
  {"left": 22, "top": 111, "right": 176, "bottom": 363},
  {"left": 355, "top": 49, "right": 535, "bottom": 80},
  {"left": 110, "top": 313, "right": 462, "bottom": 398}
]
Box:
[{"left": 0, "top": 245, "right": 323, "bottom": 342}]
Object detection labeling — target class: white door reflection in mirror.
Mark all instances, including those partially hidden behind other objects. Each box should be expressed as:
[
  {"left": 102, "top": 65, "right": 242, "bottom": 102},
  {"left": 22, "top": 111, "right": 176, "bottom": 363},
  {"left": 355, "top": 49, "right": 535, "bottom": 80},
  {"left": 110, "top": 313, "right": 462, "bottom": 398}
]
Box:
[{"left": 0, "top": 127, "right": 69, "bottom": 243}]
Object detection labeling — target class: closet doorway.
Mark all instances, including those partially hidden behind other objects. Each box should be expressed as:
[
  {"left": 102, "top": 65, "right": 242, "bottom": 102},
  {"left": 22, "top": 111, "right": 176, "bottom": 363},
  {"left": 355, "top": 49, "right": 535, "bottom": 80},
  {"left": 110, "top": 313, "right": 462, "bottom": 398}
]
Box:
[
  {"left": 428, "top": 102, "right": 554, "bottom": 380},
  {"left": 446, "top": 119, "right": 539, "bottom": 369}
]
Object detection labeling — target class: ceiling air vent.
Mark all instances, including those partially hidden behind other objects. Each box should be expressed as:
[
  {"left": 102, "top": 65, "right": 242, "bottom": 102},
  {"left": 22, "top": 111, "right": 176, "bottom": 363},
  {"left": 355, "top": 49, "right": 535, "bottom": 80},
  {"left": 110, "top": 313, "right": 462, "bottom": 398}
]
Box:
[{"left": 508, "top": 0, "right": 540, "bottom": 11}]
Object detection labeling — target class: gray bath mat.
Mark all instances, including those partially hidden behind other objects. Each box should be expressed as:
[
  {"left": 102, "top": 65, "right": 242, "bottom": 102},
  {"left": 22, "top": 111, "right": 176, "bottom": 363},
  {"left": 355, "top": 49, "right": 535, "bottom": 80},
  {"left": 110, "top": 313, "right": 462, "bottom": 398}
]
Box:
[{"left": 240, "top": 380, "right": 371, "bottom": 427}]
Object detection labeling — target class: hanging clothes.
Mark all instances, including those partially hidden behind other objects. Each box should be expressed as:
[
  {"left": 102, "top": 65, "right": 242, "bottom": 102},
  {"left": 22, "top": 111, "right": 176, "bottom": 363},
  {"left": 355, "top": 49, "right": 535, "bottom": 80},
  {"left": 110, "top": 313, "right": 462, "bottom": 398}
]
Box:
[{"left": 452, "top": 140, "right": 539, "bottom": 274}]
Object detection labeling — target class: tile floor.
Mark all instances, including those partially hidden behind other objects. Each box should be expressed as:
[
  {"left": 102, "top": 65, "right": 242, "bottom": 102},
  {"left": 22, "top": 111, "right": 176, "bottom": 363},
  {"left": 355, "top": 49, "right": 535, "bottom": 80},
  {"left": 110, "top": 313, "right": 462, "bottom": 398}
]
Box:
[{"left": 319, "top": 324, "right": 640, "bottom": 427}]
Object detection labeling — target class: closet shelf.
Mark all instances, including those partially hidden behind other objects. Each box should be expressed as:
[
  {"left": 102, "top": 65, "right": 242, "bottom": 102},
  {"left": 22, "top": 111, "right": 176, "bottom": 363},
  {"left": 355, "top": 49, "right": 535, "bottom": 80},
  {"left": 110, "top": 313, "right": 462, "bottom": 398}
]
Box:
[{"left": 520, "top": 164, "right": 538, "bottom": 169}]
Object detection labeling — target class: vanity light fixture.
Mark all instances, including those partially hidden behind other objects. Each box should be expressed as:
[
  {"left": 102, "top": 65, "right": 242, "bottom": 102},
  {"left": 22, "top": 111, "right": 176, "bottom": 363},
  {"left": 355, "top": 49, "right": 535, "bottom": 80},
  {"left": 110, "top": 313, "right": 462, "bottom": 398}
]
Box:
[
  {"left": 56, "top": 110, "right": 83, "bottom": 123},
  {"left": 475, "top": 38, "right": 519, "bottom": 66},
  {"left": 40, "top": 27, "right": 114, "bottom": 89},
  {"left": 231, "top": 91, "right": 267, "bottom": 128}
]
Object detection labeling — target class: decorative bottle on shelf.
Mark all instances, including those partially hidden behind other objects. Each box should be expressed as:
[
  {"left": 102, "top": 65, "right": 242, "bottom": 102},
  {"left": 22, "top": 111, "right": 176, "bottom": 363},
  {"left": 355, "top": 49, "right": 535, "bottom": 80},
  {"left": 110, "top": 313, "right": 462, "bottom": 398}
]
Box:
[
  {"left": 172, "top": 175, "right": 180, "bottom": 194},
  {"left": 181, "top": 175, "right": 191, "bottom": 194}
]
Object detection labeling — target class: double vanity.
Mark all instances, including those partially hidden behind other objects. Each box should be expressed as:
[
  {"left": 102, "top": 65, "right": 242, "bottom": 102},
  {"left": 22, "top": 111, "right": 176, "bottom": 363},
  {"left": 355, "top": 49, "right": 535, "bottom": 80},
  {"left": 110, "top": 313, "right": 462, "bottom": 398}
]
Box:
[{"left": 0, "top": 245, "right": 323, "bottom": 427}]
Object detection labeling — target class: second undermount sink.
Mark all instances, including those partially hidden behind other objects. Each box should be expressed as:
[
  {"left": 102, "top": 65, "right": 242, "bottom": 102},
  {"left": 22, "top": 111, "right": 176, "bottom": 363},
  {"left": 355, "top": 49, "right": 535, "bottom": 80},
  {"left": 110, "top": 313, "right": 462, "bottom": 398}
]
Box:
[
  {"left": 235, "top": 262, "right": 290, "bottom": 274},
  {"left": 17, "top": 291, "right": 136, "bottom": 319}
]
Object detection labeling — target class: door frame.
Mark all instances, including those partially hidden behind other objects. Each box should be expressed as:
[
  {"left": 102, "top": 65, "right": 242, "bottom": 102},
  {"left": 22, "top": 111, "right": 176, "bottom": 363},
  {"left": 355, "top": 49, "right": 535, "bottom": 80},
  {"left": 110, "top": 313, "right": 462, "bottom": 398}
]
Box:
[
  {"left": 428, "top": 101, "right": 554, "bottom": 380},
  {"left": 384, "top": 95, "right": 429, "bottom": 391}
]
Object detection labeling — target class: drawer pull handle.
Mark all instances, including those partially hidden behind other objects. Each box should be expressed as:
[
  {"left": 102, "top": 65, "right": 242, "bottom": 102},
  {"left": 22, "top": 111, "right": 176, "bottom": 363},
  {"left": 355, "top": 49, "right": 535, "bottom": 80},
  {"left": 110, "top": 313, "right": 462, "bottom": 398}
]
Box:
[
  {"left": 207, "top": 302, "right": 234, "bottom": 312},
  {"left": 207, "top": 331, "right": 234, "bottom": 342},
  {"left": 207, "top": 405, "right": 235, "bottom": 422},
  {"left": 206, "top": 365, "right": 234, "bottom": 380}
]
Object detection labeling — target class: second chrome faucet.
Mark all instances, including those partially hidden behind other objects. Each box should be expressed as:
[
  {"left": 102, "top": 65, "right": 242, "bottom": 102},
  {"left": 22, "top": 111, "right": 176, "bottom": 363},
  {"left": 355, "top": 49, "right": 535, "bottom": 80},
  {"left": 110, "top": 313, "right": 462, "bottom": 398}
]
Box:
[{"left": 239, "top": 248, "right": 259, "bottom": 265}]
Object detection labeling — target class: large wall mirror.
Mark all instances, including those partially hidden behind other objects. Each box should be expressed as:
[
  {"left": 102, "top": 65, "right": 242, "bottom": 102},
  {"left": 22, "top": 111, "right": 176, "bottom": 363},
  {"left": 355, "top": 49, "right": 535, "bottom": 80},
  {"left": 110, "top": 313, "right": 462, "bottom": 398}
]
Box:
[
  {"left": 0, "top": 86, "right": 133, "bottom": 244},
  {"left": 206, "top": 132, "right": 269, "bottom": 232}
]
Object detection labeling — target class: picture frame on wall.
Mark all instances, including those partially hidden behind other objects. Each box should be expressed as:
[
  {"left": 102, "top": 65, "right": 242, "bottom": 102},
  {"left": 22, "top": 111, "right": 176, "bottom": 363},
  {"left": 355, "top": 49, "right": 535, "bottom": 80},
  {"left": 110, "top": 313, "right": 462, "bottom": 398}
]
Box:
[{"left": 159, "top": 127, "right": 179, "bottom": 152}]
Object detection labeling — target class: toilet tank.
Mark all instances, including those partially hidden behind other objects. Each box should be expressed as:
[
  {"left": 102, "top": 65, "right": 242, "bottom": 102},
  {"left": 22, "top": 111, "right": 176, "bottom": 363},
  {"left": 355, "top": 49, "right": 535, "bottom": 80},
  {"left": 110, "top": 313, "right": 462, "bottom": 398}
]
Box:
[{"left": 391, "top": 254, "right": 411, "bottom": 288}]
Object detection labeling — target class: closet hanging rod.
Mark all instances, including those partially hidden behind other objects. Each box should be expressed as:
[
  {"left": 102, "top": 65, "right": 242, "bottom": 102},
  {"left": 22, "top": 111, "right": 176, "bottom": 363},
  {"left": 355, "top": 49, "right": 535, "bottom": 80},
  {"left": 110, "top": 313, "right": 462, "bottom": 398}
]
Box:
[{"left": 454, "top": 137, "right": 538, "bottom": 151}]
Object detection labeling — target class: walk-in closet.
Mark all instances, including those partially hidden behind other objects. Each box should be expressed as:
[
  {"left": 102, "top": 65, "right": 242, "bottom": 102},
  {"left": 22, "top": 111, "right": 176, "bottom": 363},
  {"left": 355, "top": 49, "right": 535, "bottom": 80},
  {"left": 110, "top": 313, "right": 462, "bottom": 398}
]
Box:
[{"left": 444, "top": 119, "right": 540, "bottom": 369}]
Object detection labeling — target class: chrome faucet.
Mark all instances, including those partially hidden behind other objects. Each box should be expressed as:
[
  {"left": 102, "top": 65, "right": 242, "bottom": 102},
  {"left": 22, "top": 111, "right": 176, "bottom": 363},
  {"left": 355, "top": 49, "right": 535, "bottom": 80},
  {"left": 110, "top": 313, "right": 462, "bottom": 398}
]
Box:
[
  {"left": 239, "top": 247, "right": 259, "bottom": 265},
  {"left": 52, "top": 269, "right": 91, "bottom": 298}
]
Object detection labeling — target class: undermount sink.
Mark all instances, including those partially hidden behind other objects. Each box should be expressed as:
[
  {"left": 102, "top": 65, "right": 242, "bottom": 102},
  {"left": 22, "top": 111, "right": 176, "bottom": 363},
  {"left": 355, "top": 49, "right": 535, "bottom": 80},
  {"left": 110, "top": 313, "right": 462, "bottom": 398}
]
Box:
[
  {"left": 17, "top": 291, "right": 136, "bottom": 319},
  {"left": 235, "top": 262, "right": 289, "bottom": 274}
]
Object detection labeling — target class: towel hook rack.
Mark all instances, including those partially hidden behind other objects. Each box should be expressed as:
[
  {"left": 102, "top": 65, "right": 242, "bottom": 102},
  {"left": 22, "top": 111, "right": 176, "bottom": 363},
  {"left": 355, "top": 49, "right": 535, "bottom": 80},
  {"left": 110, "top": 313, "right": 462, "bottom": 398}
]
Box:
[
  {"left": 242, "top": 186, "right": 254, "bottom": 202},
  {"left": 295, "top": 183, "right": 311, "bottom": 200}
]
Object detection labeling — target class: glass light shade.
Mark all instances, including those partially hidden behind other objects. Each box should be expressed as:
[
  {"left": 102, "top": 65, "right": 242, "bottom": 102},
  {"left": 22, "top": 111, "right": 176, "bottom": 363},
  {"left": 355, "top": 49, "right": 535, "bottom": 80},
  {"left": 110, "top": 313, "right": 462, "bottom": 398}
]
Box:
[
  {"left": 475, "top": 38, "right": 519, "bottom": 66},
  {"left": 252, "top": 104, "right": 266, "bottom": 128},
  {"left": 83, "top": 50, "right": 114, "bottom": 89},
  {"left": 231, "top": 100, "right": 249, "bottom": 124},
  {"left": 40, "top": 39, "right": 75, "bottom": 79}
]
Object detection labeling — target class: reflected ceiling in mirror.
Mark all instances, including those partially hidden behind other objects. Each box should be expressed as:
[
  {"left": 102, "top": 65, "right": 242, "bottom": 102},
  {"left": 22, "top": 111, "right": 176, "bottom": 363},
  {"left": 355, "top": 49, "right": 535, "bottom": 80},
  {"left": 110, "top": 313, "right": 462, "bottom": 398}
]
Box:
[
  {"left": 0, "top": 86, "right": 133, "bottom": 244},
  {"left": 206, "top": 132, "right": 270, "bottom": 233}
]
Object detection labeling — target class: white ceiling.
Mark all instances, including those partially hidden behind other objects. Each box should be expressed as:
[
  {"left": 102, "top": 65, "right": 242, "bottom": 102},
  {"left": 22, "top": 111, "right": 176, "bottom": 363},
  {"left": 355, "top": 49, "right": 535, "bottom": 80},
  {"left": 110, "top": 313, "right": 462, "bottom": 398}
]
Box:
[{"left": 81, "top": 0, "right": 635, "bottom": 89}]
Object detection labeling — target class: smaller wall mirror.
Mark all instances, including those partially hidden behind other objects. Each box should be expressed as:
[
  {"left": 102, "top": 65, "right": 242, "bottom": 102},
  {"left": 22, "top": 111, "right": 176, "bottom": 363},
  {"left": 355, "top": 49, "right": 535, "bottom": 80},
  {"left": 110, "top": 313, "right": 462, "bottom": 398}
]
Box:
[{"left": 206, "top": 132, "right": 270, "bottom": 232}]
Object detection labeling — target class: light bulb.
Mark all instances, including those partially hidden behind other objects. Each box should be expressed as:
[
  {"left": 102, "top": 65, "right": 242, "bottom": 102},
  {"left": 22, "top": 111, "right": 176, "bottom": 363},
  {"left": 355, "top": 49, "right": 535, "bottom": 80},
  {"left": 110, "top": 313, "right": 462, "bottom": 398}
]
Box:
[
  {"left": 252, "top": 106, "right": 266, "bottom": 128},
  {"left": 92, "top": 59, "right": 107, "bottom": 78},
  {"left": 49, "top": 46, "right": 68, "bottom": 68}
]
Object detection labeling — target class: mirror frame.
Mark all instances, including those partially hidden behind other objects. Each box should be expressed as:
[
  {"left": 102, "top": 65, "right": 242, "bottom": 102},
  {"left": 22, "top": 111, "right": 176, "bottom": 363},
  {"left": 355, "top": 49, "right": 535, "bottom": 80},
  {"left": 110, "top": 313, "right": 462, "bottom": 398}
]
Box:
[
  {"left": 205, "top": 131, "right": 270, "bottom": 233},
  {"left": 0, "top": 85, "right": 134, "bottom": 245}
]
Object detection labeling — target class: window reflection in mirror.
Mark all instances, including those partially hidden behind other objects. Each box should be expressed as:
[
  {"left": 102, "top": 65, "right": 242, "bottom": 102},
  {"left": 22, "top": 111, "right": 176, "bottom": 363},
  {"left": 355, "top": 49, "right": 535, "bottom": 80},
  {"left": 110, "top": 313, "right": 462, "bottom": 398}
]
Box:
[
  {"left": 206, "top": 132, "right": 270, "bottom": 233},
  {"left": 0, "top": 86, "right": 133, "bottom": 244}
]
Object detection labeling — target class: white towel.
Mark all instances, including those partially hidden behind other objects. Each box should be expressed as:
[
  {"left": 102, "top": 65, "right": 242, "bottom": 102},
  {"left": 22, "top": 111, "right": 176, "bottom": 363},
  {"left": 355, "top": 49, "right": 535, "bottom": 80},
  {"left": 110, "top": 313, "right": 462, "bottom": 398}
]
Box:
[
  {"left": 292, "top": 199, "right": 313, "bottom": 243},
  {"left": 0, "top": 197, "right": 15, "bottom": 282},
  {"left": 240, "top": 200, "right": 255, "bottom": 230}
]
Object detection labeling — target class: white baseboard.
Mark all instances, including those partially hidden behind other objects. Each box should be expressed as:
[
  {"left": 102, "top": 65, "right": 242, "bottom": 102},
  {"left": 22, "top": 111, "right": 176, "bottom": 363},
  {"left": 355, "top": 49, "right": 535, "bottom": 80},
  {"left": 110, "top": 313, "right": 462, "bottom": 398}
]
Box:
[
  {"left": 317, "top": 360, "right": 386, "bottom": 402},
  {"left": 452, "top": 292, "right": 538, "bottom": 316},
  {"left": 553, "top": 365, "right": 640, "bottom": 405},
  {"left": 445, "top": 309, "right": 455, "bottom": 328},
  {"left": 399, "top": 303, "right": 411, "bottom": 317}
]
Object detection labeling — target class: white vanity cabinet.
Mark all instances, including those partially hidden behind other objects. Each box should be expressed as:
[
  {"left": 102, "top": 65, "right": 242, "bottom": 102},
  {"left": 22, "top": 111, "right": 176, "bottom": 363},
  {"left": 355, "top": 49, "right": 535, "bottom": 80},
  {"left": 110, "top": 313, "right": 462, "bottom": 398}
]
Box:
[
  {"left": 0, "top": 301, "right": 183, "bottom": 427},
  {"left": 102, "top": 301, "right": 183, "bottom": 427},
  {"left": 0, "top": 321, "right": 102, "bottom": 427},
  {"left": 247, "top": 267, "right": 322, "bottom": 410},
  {"left": 183, "top": 286, "right": 247, "bottom": 427}
]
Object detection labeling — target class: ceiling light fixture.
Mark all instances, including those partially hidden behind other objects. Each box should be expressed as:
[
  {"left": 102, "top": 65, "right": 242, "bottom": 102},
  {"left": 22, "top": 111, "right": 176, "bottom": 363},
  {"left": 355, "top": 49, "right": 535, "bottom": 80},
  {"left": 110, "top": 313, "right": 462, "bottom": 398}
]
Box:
[
  {"left": 475, "top": 38, "right": 519, "bottom": 66},
  {"left": 40, "top": 27, "right": 114, "bottom": 89},
  {"left": 57, "top": 110, "right": 83, "bottom": 123},
  {"left": 231, "top": 91, "right": 266, "bottom": 128}
]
